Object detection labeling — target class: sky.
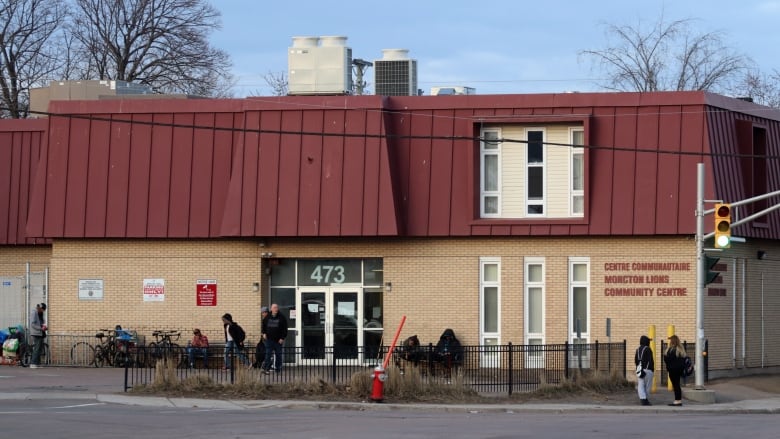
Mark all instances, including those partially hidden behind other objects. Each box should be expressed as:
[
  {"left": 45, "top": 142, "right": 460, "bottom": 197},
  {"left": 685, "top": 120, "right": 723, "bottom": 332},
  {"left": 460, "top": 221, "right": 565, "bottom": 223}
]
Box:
[{"left": 210, "top": 0, "right": 780, "bottom": 97}]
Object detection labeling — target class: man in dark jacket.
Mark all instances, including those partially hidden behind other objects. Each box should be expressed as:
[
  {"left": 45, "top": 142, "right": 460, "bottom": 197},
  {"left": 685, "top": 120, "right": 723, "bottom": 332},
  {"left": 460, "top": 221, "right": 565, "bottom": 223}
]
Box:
[
  {"left": 221, "top": 313, "right": 249, "bottom": 370},
  {"left": 261, "top": 303, "right": 288, "bottom": 373},
  {"left": 635, "top": 335, "right": 655, "bottom": 406}
]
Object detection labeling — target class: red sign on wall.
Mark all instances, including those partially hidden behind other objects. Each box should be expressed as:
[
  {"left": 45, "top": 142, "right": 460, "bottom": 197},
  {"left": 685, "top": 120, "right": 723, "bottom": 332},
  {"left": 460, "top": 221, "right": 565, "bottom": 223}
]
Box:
[{"left": 196, "top": 279, "right": 217, "bottom": 306}]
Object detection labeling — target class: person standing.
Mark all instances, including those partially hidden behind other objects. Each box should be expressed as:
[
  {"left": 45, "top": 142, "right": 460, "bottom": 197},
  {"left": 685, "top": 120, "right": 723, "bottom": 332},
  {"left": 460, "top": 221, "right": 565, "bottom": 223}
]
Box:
[
  {"left": 187, "top": 328, "right": 210, "bottom": 368},
  {"left": 29, "top": 303, "right": 47, "bottom": 368},
  {"left": 221, "top": 313, "right": 249, "bottom": 370},
  {"left": 664, "top": 334, "right": 687, "bottom": 406},
  {"left": 261, "top": 303, "right": 288, "bottom": 374},
  {"left": 635, "top": 335, "right": 654, "bottom": 406}
]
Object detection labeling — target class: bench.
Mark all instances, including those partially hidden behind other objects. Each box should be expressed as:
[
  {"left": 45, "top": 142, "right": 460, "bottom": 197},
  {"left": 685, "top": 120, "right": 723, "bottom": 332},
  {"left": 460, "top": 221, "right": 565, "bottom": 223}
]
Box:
[{"left": 179, "top": 342, "right": 255, "bottom": 369}]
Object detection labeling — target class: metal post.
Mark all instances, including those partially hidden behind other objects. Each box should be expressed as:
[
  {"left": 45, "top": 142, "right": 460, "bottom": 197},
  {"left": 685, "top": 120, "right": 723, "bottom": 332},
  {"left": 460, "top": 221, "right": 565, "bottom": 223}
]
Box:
[
  {"left": 507, "top": 342, "right": 513, "bottom": 396},
  {"left": 695, "top": 163, "right": 705, "bottom": 389}
]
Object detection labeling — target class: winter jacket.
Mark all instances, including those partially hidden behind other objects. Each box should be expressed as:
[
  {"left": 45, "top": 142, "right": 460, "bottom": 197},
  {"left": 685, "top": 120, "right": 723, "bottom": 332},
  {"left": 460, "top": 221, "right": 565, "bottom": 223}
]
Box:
[
  {"left": 262, "top": 312, "right": 289, "bottom": 341},
  {"left": 664, "top": 347, "right": 686, "bottom": 372},
  {"left": 29, "top": 309, "right": 45, "bottom": 337}
]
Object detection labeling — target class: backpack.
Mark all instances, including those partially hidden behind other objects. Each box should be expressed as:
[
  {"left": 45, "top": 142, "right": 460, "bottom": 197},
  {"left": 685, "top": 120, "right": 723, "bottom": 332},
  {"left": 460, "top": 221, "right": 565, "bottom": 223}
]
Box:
[
  {"left": 233, "top": 323, "right": 246, "bottom": 344},
  {"left": 683, "top": 356, "right": 694, "bottom": 377}
]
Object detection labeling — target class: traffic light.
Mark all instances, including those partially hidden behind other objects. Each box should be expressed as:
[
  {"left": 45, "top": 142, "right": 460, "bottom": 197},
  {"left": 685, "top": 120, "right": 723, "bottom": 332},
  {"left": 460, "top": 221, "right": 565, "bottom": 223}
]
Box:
[
  {"left": 705, "top": 255, "right": 721, "bottom": 285},
  {"left": 713, "top": 203, "right": 731, "bottom": 249}
]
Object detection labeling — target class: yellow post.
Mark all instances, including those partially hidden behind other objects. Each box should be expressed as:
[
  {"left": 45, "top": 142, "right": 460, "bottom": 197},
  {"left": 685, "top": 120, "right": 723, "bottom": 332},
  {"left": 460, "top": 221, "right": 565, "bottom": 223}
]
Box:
[
  {"left": 667, "top": 325, "right": 675, "bottom": 390},
  {"left": 648, "top": 325, "right": 657, "bottom": 393}
]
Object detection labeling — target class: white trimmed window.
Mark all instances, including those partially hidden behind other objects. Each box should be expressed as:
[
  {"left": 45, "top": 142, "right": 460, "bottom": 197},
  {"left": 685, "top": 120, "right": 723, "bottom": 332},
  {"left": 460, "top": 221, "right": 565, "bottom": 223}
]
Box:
[
  {"left": 526, "top": 128, "right": 545, "bottom": 215},
  {"left": 480, "top": 257, "right": 500, "bottom": 367},
  {"left": 524, "top": 257, "right": 545, "bottom": 367},
  {"left": 570, "top": 129, "right": 584, "bottom": 216},
  {"left": 569, "top": 257, "right": 590, "bottom": 366},
  {"left": 480, "top": 130, "right": 501, "bottom": 217}
]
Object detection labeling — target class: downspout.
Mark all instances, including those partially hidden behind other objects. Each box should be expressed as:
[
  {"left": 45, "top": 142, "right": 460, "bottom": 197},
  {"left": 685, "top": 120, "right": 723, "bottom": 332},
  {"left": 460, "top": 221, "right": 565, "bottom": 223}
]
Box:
[
  {"left": 731, "top": 258, "right": 736, "bottom": 369},
  {"left": 25, "top": 262, "right": 30, "bottom": 331},
  {"left": 741, "top": 258, "right": 746, "bottom": 368},
  {"left": 761, "top": 272, "right": 765, "bottom": 368}
]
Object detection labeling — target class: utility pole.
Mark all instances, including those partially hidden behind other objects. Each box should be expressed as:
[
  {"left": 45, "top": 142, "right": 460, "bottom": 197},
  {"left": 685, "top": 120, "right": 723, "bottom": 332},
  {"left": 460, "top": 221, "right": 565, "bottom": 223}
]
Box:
[
  {"left": 696, "top": 163, "right": 780, "bottom": 389},
  {"left": 352, "top": 59, "right": 372, "bottom": 95}
]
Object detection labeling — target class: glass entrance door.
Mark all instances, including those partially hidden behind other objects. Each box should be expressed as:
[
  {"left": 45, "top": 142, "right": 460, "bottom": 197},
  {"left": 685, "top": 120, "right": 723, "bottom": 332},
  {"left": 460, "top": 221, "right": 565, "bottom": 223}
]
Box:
[{"left": 297, "top": 287, "right": 361, "bottom": 365}]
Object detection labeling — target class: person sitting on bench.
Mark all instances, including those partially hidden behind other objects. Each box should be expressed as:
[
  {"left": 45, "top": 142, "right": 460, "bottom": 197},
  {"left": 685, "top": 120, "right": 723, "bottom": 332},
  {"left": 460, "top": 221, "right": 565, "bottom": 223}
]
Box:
[{"left": 187, "top": 328, "right": 209, "bottom": 368}]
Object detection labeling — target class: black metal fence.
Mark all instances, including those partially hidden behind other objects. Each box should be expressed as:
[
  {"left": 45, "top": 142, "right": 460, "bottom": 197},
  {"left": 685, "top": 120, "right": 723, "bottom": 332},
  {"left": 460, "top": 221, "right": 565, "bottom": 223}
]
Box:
[{"left": 122, "top": 340, "right": 627, "bottom": 396}]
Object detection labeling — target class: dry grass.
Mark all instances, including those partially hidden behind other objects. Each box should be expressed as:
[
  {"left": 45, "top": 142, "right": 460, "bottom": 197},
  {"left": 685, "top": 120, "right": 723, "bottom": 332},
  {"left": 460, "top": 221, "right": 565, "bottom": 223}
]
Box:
[{"left": 132, "top": 361, "right": 632, "bottom": 404}]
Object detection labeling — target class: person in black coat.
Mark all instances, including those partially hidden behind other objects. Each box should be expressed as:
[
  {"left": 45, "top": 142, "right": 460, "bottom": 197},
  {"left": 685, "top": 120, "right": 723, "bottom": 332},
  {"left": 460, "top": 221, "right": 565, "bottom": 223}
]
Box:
[
  {"left": 635, "top": 335, "right": 655, "bottom": 406},
  {"left": 435, "top": 328, "right": 463, "bottom": 366},
  {"left": 261, "top": 304, "right": 288, "bottom": 373},
  {"left": 664, "top": 334, "right": 687, "bottom": 406}
]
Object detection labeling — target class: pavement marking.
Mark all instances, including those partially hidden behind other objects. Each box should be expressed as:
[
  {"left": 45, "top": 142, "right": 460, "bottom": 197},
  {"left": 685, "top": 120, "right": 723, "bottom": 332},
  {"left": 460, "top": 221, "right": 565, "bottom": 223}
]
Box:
[{"left": 49, "top": 403, "right": 106, "bottom": 409}]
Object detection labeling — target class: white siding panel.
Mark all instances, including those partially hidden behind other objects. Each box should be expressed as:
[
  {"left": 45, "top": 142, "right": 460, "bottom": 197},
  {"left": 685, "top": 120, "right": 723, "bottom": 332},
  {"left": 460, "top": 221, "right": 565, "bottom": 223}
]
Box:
[
  {"left": 502, "top": 127, "right": 525, "bottom": 217},
  {"left": 546, "top": 126, "right": 572, "bottom": 218}
]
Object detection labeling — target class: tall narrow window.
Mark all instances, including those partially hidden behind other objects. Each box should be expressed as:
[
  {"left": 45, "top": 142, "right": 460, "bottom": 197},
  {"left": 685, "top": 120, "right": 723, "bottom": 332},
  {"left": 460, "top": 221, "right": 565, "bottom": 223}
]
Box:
[
  {"left": 480, "top": 129, "right": 501, "bottom": 217},
  {"left": 569, "top": 257, "right": 590, "bottom": 367},
  {"left": 525, "top": 258, "right": 545, "bottom": 368},
  {"left": 480, "top": 258, "right": 500, "bottom": 367},
  {"left": 526, "top": 129, "right": 545, "bottom": 215},
  {"left": 570, "top": 129, "right": 584, "bottom": 216}
]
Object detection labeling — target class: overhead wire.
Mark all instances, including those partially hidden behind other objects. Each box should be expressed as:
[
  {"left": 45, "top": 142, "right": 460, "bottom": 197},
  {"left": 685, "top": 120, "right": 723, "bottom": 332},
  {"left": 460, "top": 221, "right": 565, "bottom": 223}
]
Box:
[{"left": 5, "top": 105, "right": 780, "bottom": 160}]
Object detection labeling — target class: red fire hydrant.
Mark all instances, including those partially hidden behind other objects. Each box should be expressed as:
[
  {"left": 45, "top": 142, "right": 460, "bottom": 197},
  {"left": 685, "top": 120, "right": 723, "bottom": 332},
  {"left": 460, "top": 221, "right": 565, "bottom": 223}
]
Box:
[{"left": 370, "top": 364, "right": 387, "bottom": 402}]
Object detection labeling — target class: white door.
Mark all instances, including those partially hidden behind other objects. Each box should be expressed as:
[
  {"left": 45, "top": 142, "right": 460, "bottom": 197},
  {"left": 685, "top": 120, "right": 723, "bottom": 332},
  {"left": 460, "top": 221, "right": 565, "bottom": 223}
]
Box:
[{"left": 296, "top": 286, "right": 362, "bottom": 365}]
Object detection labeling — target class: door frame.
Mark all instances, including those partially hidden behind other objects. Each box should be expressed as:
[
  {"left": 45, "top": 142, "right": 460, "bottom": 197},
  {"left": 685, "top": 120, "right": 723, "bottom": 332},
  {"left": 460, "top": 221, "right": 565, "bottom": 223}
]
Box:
[{"left": 296, "top": 285, "right": 363, "bottom": 365}]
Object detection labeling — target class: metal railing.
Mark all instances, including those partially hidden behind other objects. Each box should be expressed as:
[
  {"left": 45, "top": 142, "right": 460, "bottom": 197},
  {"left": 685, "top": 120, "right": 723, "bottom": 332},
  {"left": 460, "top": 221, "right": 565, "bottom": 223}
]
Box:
[{"left": 122, "top": 341, "right": 627, "bottom": 395}]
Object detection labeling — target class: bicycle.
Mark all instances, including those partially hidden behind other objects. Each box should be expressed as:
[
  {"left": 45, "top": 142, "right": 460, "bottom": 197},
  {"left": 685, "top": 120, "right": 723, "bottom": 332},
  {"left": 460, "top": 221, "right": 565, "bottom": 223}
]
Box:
[
  {"left": 70, "top": 328, "right": 130, "bottom": 368},
  {"left": 148, "top": 330, "right": 185, "bottom": 367}
]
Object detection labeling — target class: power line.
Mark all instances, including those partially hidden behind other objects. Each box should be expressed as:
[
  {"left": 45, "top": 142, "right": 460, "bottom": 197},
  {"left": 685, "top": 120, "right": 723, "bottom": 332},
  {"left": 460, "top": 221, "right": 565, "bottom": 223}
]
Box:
[{"left": 10, "top": 106, "right": 780, "bottom": 160}]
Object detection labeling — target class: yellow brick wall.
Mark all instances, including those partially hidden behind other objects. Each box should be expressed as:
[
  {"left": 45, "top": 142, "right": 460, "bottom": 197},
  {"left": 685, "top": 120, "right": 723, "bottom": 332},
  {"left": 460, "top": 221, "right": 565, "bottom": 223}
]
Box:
[
  {"left": 0, "top": 245, "right": 51, "bottom": 275},
  {"left": 49, "top": 239, "right": 261, "bottom": 344},
  {"left": 45, "top": 236, "right": 780, "bottom": 376}
]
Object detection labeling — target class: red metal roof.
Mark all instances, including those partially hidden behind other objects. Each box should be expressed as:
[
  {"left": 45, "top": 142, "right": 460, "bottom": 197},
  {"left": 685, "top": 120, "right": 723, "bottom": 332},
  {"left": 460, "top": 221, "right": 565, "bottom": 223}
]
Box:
[
  {"left": 0, "top": 119, "right": 48, "bottom": 245},
  {"left": 19, "top": 91, "right": 780, "bottom": 240}
]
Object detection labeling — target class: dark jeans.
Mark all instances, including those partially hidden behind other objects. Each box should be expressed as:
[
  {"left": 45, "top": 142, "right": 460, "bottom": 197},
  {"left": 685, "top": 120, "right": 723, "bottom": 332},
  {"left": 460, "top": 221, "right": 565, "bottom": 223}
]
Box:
[
  {"left": 31, "top": 335, "right": 44, "bottom": 365},
  {"left": 262, "top": 339, "right": 283, "bottom": 371},
  {"left": 668, "top": 369, "right": 683, "bottom": 400},
  {"left": 187, "top": 346, "right": 209, "bottom": 367}
]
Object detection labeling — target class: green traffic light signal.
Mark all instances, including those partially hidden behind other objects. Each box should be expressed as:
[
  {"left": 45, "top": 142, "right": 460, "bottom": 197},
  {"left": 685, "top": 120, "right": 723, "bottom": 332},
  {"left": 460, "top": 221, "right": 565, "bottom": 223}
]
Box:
[{"left": 705, "top": 255, "right": 720, "bottom": 285}]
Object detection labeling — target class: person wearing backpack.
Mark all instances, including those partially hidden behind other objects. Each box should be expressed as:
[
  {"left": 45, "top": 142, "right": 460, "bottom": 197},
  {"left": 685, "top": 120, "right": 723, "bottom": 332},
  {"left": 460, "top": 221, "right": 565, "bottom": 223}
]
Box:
[
  {"left": 221, "top": 313, "right": 250, "bottom": 370},
  {"left": 664, "top": 334, "right": 687, "bottom": 407},
  {"left": 261, "top": 303, "right": 288, "bottom": 374},
  {"left": 635, "top": 335, "right": 655, "bottom": 406}
]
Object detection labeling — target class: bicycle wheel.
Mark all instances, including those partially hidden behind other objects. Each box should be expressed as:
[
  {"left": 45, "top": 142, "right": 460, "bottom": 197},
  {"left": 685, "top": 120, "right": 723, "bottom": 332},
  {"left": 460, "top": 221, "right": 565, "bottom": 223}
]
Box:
[
  {"left": 93, "top": 345, "right": 106, "bottom": 368},
  {"left": 104, "top": 342, "right": 117, "bottom": 367},
  {"left": 146, "top": 342, "right": 159, "bottom": 367},
  {"left": 70, "top": 342, "right": 95, "bottom": 366},
  {"left": 114, "top": 350, "right": 129, "bottom": 368},
  {"left": 40, "top": 342, "right": 49, "bottom": 365}
]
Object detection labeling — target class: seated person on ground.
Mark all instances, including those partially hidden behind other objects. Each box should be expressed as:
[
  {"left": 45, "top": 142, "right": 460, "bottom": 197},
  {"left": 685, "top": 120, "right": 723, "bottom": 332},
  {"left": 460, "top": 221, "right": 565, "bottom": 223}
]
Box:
[
  {"left": 187, "top": 328, "right": 210, "bottom": 368},
  {"left": 434, "top": 328, "right": 463, "bottom": 366},
  {"left": 396, "top": 334, "right": 422, "bottom": 364}
]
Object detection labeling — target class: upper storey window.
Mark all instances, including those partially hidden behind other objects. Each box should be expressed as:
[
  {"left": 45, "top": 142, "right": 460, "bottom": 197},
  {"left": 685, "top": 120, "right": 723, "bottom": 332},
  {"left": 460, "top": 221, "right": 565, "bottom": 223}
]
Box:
[{"left": 480, "top": 124, "right": 585, "bottom": 219}]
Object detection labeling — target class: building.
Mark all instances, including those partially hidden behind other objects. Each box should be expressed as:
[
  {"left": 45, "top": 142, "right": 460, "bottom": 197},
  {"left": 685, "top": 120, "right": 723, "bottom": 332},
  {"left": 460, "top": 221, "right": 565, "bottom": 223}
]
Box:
[
  {"left": 28, "top": 80, "right": 156, "bottom": 117},
  {"left": 1, "top": 91, "right": 779, "bottom": 377}
]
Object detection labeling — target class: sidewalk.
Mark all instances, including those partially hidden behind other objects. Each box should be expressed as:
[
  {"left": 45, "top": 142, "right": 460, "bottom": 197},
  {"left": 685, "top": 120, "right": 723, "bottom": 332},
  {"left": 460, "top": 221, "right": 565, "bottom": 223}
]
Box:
[{"left": 1, "top": 366, "right": 779, "bottom": 414}]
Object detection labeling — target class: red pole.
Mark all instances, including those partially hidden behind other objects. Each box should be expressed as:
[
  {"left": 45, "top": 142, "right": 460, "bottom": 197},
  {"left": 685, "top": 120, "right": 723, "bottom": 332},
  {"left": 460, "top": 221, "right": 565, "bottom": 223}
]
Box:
[
  {"left": 371, "top": 315, "right": 406, "bottom": 402},
  {"left": 382, "top": 315, "right": 406, "bottom": 370}
]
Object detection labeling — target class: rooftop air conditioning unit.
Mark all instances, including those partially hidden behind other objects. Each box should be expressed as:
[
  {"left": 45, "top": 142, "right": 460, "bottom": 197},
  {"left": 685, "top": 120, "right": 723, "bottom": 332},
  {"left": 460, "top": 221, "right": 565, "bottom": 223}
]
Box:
[{"left": 288, "top": 36, "right": 353, "bottom": 95}]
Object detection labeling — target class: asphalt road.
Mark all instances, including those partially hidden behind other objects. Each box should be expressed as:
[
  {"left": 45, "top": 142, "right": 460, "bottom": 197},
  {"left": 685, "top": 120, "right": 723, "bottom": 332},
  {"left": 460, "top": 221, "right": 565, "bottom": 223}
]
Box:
[{"left": 1, "top": 398, "right": 779, "bottom": 439}]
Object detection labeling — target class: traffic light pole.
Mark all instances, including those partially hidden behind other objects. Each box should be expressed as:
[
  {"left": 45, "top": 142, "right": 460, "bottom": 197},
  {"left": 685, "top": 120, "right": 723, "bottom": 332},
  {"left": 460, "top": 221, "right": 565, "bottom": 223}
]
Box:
[{"left": 695, "top": 163, "right": 706, "bottom": 389}]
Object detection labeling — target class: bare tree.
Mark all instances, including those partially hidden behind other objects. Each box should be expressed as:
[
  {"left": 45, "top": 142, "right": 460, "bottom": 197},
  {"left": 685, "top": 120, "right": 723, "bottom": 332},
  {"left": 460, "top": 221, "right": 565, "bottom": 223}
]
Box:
[
  {"left": 263, "top": 71, "right": 288, "bottom": 96},
  {"left": 0, "top": 0, "right": 68, "bottom": 118},
  {"left": 69, "top": 0, "right": 233, "bottom": 96},
  {"left": 581, "top": 17, "right": 749, "bottom": 92},
  {"left": 729, "top": 70, "right": 780, "bottom": 108}
]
